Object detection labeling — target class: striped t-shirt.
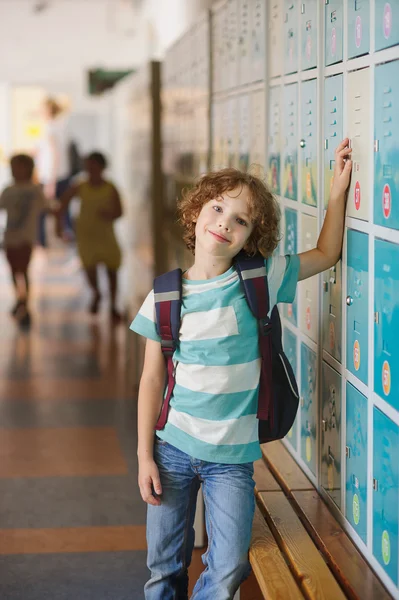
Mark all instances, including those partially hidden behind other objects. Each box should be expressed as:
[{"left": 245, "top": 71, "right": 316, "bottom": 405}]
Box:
[{"left": 130, "top": 254, "right": 300, "bottom": 464}]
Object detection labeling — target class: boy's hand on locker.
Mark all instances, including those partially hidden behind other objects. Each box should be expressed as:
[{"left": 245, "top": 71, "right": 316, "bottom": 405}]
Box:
[
  {"left": 329, "top": 138, "right": 352, "bottom": 203},
  {"left": 138, "top": 459, "right": 163, "bottom": 506}
]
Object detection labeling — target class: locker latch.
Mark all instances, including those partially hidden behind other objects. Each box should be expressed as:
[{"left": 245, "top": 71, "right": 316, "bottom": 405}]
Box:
[
  {"left": 374, "top": 312, "right": 380, "bottom": 324},
  {"left": 346, "top": 446, "right": 351, "bottom": 458},
  {"left": 322, "top": 419, "right": 328, "bottom": 432},
  {"left": 374, "top": 140, "right": 379, "bottom": 152},
  {"left": 373, "top": 478, "right": 379, "bottom": 491},
  {"left": 301, "top": 3, "right": 305, "bottom": 14}
]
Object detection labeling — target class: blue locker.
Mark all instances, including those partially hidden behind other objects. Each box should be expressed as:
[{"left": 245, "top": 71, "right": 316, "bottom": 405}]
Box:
[
  {"left": 284, "top": 208, "right": 298, "bottom": 326},
  {"left": 374, "top": 60, "right": 399, "bottom": 231},
  {"left": 324, "top": 74, "right": 343, "bottom": 209},
  {"left": 321, "top": 362, "right": 342, "bottom": 508},
  {"left": 284, "top": 327, "right": 298, "bottom": 450},
  {"left": 348, "top": 0, "right": 370, "bottom": 58},
  {"left": 346, "top": 230, "right": 369, "bottom": 385},
  {"left": 284, "top": 1, "right": 299, "bottom": 75},
  {"left": 373, "top": 407, "right": 399, "bottom": 585},
  {"left": 301, "top": 0, "right": 317, "bottom": 70},
  {"left": 283, "top": 83, "right": 298, "bottom": 201},
  {"left": 346, "top": 383, "right": 368, "bottom": 544},
  {"left": 325, "top": 0, "right": 343, "bottom": 66},
  {"left": 374, "top": 239, "right": 399, "bottom": 410},
  {"left": 375, "top": 1, "right": 399, "bottom": 51},
  {"left": 300, "top": 79, "right": 317, "bottom": 207},
  {"left": 300, "top": 342, "right": 317, "bottom": 475}
]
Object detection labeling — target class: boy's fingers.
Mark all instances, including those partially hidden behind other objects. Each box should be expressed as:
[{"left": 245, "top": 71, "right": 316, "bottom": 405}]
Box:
[
  {"left": 152, "top": 476, "right": 162, "bottom": 495},
  {"left": 335, "top": 138, "right": 350, "bottom": 152}
]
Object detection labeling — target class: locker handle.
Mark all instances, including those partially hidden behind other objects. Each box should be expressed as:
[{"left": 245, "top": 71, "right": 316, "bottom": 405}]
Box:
[
  {"left": 374, "top": 312, "right": 380, "bottom": 324},
  {"left": 322, "top": 419, "right": 327, "bottom": 432},
  {"left": 345, "top": 446, "right": 351, "bottom": 458},
  {"left": 374, "top": 140, "right": 379, "bottom": 152},
  {"left": 323, "top": 281, "right": 328, "bottom": 292},
  {"left": 300, "top": 139, "right": 306, "bottom": 148},
  {"left": 324, "top": 139, "right": 328, "bottom": 150},
  {"left": 301, "top": 3, "right": 305, "bottom": 14},
  {"left": 373, "top": 478, "right": 378, "bottom": 491},
  {"left": 383, "top": 87, "right": 392, "bottom": 94},
  {"left": 346, "top": 296, "right": 353, "bottom": 306}
]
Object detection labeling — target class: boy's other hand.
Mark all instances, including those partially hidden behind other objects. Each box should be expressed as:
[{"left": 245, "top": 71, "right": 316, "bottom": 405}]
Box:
[
  {"left": 138, "top": 458, "right": 163, "bottom": 506},
  {"left": 330, "top": 138, "right": 352, "bottom": 202}
]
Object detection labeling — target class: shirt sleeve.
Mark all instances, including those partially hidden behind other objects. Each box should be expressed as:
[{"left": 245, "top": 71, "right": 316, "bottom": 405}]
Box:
[
  {"left": 265, "top": 253, "right": 300, "bottom": 307},
  {"left": 129, "top": 289, "right": 161, "bottom": 342}
]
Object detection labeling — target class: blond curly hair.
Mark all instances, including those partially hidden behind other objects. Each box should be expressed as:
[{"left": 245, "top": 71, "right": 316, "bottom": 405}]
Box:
[{"left": 177, "top": 168, "right": 281, "bottom": 257}]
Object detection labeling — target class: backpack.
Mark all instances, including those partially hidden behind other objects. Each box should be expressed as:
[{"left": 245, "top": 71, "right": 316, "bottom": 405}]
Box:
[{"left": 153, "top": 251, "right": 299, "bottom": 444}]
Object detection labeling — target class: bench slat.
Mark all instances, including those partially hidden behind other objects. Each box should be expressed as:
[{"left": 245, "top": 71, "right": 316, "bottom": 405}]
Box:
[
  {"left": 250, "top": 505, "right": 303, "bottom": 599},
  {"left": 253, "top": 458, "right": 281, "bottom": 492},
  {"left": 292, "top": 491, "right": 391, "bottom": 600},
  {"left": 261, "top": 442, "right": 313, "bottom": 494},
  {"left": 258, "top": 492, "right": 346, "bottom": 600}
]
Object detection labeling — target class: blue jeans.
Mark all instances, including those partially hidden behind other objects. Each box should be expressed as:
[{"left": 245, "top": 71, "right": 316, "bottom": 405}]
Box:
[{"left": 145, "top": 438, "right": 255, "bottom": 600}]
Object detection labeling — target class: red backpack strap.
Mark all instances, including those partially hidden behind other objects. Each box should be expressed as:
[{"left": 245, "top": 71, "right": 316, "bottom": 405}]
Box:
[
  {"left": 234, "top": 251, "right": 273, "bottom": 422},
  {"left": 153, "top": 269, "right": 182, "bottom": 430}
]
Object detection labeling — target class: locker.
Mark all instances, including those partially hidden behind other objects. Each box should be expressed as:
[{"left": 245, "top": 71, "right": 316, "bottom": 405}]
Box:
[
  {"left": 300, "top": 342, "right": 317, "bottom": 475},
  {"left": 322, "top": 260, "right": 342, "bottom": 363},
  {"left": 347, "top": 68, "right": 371, "bottom": 221},
  {"left": 375, "top": 1, "right": 399, "bottom": 51},
  {"left": 221, "top": 98, "right": 230, "bottom": 168},
  {"left": 284, "top": 327, "right": 298, "bottom": 450},
  {"left": 284, "top": 208, "right": 298, "bottom": 326},
  {"left": 227, "top": 96, "right": 238, "bottom": 168},
  {"left": 249, "top": 90, "right": 265, "bottom": 174},
  {"left": 252, "top": 0, "right": 266, "bottom": 83},
  {"left": 226, "top": 0, "right": 239, "bottom": 90},
  {"left": 268, "top": 85, "right": 282, "bottom": 196},
  {"left": 238, "top": 94, "right": 251, "bottom": 172},
  {"left": 348, "top": 0, "right": 370, "bottom": 59},
  {"left": 282, "top": 83, "right": 298, "bottom": 201},
  {"left": 346, "top": 229, "right": 369, "bottom": 385},
  {"left": 268, "top": 1, "right": 283, "bottom": 78},
  {"left": 299, "top": 214, "right": 318, "bottom": 342},
  {"left": 374, "top": 60, "right": 399, "bottom": 231},
  {"left": 325, "top": 0, "right": 343, "bottom": 65},
  {"left": 373, "top": 407, "right": 399, "bottom": 585},
  {"left": 284, "top": 0, "right": 299, "bottom": 75},
  {"left": 346, "top": 383, "right": 368, "bottom": 544},
  {"left": 324, "top": 74, "right": 343, "bottom": 209},
  {"left": 374, "top": 239, "right": 399, "bottom": 410},
  {"left": 321, "top": 362, "right": 342, "bottom": 508},
  {"left": 238, "top": 0, "right": 251, "bottom": 86},
  {"left": 300, "top": 79, "right": 318, "bottom": 207},
  {"left": 301, "top": 0, "right": 318, "bottom": 70}
]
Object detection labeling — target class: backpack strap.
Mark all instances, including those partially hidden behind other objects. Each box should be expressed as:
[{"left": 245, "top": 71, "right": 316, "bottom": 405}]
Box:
[
  {"left": 153, "top": 268, "right": 182, "bottom": 430},
  {"left": 234, "top": 251, "right": 273, "bottom": 421}
]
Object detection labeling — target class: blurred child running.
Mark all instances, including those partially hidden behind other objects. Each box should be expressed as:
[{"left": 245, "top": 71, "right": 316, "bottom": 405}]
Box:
[{"left": 58, "top": 151, "right": 123, "bottom": 322}]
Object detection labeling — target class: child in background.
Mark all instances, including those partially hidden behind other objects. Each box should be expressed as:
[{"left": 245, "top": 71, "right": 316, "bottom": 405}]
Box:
[
  {"left": 130, "top": 139, "right": 352, "bottom": 599},
  {"left": 0, "top": 154, "right": 51, "bottom": 326},
  {"left": 58, "top": 151, "right": 123, "bottom": 322}
]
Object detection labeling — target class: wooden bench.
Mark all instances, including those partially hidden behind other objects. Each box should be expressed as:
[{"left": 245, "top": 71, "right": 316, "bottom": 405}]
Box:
[{"left": 241, "top": 441, "right": 392, "bottom": 600}]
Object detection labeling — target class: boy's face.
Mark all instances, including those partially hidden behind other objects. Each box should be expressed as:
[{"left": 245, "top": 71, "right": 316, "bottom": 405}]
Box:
[
  {"left": 195, "top": 185, "right": 254, "bottom": 260},
  {"left": 11, "top": 161, "right": 32, "bottom": 182},
  {"left": 85, "top": 158, "right": 103, "bottom": 178}
]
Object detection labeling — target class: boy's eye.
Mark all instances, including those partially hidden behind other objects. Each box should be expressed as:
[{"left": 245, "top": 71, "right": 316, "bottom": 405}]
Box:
[
  {"left": 237, "top": 218, "right": 247, "bottom": 226},
  {"left": 213, "top": 205, "right": 222, "bottom": 213}
]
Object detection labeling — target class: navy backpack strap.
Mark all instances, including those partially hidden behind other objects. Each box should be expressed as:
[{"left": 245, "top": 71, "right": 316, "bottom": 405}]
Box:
[
  {"left": 153, "top": 268, "right": 182, "bottom": 430},
  {"left": 234, "top": 251, "right": 273, "bottom": 422}
]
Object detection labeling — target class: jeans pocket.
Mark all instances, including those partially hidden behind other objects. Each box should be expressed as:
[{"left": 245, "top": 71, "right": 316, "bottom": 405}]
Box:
[{"left": 154, "top": 436, "right": 168, "bottom": 446}]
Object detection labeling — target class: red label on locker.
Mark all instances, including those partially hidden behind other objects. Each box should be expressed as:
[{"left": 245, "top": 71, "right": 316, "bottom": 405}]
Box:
[
  {"left": 288, "top": 304, "right": 293, "bottom": 318},
  {"left": 354, "top": 181, "right": 361, "bottom": 211},
  {"left": 306, "top": 306, "right": 311, "bottom": 330},
  {"left": 382, "top": 360, "right": 391, "bottom": 396},
  {"left": 383, "top": 3, "right": 392, "bottom": 40},
  {"left": 331, "top": 27, "right": 337, "bottom": 56},
  {"left": 355, "top": 16, "right": 362, "bottom": 48},
  {"left": 383, "top": 183, "right": 391, "bottom": 219}
]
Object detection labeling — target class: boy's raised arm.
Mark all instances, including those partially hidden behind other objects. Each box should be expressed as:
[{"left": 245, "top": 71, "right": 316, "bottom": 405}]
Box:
[{"left": 298, "top": 138, "right": 352, "bottom": 281}]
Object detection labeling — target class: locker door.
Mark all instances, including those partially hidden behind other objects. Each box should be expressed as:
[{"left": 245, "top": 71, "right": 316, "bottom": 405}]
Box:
[
  {"left": 374, "top": 239, "right": 399, "bottom": 410},
  {"left": 374, "top": 60, "right": 399, "bottom": 231},
  {"left": 300, "top": 79, "right": 317, "bottom": 207},
  {"left": 373, "top": 408, "right": 399, "bottom": 585},
  {"left": 301, "top": 0, "right": 318, "bottom": 70},
  {"left": 324, "top": 75, "right": 343, "bottom": 209},
  {"left": 226, "top": 0, "right": 239, "bottom": 90},
  {"left": 375, "top": 1, "right": 399, "bottom": 51},
  {"left": 227, "top": 96, "right": 238, "bottom": 168},
  {"left": 346, "top": 383, "right": 368, "bottom": 544},
  {"left": 284, "top": 327, "right": 298, "bottom": 450},
  {"left": 238, "top": 94, "right": 251, "bottom": 172},
  {"left": 322, "top": 260, "right": 342, "bottom": 363},
  {"left": 221, "top": 98, "right": 230, "bottom": 168},
  {"left": 299, "top": 214, "right": 318, "bottom": 342},
  {"left": 249, "top": 90, "right": 265, "bottom": 174},
  {"left": 321, "top": 362, "right": 342, "bottom": 508},
  {"left": 347, "top": 68, "right": 370, "bottom": 221},
  {"left": 268, "top": 86, "right": 282, "bottom": 196},
  {"left": 284, "top": 208, "right": 298, "bottom": 325},
  {"left": 348, "top": 0, "right": 370, "bottom": 59},
  {"left": 268, "top": 1, "right": 283, "bottom": 78},
  {"left": 252, "top": 0, "right": 266, "bottom": 83},
  {"left": 325, "top": 0, "right": 343, "bottom": 65},
  {"left": 238, "top": 0, "right": 251, "bottom": 86},
  {"left": 284, "top": 0, "right": 299, "bottom": 75},
  {"left": 346, "top": 229, "right": 369, "bottom": 385},
  {"left": 282, "top": 83, "right": 298, "bottom": 201},
  {"left": 300, "top": 342, "right": 317, "bottom": 475}
]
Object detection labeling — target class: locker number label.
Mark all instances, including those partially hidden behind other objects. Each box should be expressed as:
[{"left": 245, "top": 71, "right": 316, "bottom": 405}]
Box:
[
  {"left": 382, "top": 530, "right": 391, "bottom": 565},
  {"left": 288, "top": 304, "right": 293, "bottom": 318},
  {"left": 353, "top": 493, "right": 360, "bottom": 525},
  {"left": 354, "top": 181, "right": 361, "bottom": 211},
  {"left": 382, "top": 360, "right": 391, "bottom": 396},
  {"left": 331, "top": 27, "right": 337, "bottom": 56},
  {"left": 306, "top": 306, "right": 311, "bottom": 330},
  {"left": 353, "top": 340, "right": 361, "bottom": 371},
  {"left": 383, "top": 3, "right": 392, "bottom": 40},
  {"left": 383, "top": 183, "right": 391, "bottom": 219},
  {"left": 355, "top": 16, "right": 362, "bottom": 48}
]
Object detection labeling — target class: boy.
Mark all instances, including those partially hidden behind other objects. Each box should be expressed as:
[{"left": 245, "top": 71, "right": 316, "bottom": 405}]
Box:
[
  {"left": 0, "top": 154, "right": 50, "bottom": 326},
  {"left": 130, "top": 139, "right": 352, "bottom": 599}
]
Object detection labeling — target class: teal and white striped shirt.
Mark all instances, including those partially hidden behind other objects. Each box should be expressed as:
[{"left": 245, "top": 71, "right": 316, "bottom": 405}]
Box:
[{"left": 130, "top": 254, "right": 300, "bottom": 464}]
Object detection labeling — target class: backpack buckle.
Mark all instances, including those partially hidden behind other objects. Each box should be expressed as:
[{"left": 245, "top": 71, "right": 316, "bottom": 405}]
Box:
[
  {"left": 161, "top": 339, "right": 175, "bottom": 355},
  {"left": 258, "top": 317, "right": 272, "bottom": 336}
]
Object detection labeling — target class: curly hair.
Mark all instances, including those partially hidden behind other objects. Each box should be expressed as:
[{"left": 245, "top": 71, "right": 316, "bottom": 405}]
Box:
[{"left": 177, "top": 168, "right": 281, "bottom": 257}]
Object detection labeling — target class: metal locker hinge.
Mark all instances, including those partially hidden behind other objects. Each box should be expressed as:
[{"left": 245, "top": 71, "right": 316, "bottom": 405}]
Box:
[
  {"left": 322, "top": 419, "right": 327, "bottom": 432},
  {"left": 323, "top": 281, "right": 328, "bottom": 292},
  {"left": 374, "top": 312, "right": 380, "bottom": 324},
  {"left": 374, "top": 140, "right": 379, "bottom": 152},
  {"left": 301, "top": 3, "right": 305, "bottom": 14},
  {"left": 346, "top": 446, "right": 351, "bottom": 458},
  {"left": 324, "top": 139, "right": 328, "bottom": 150},
  {"left": 373, "top": 478, "right": 378, "bottom": 491}
]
